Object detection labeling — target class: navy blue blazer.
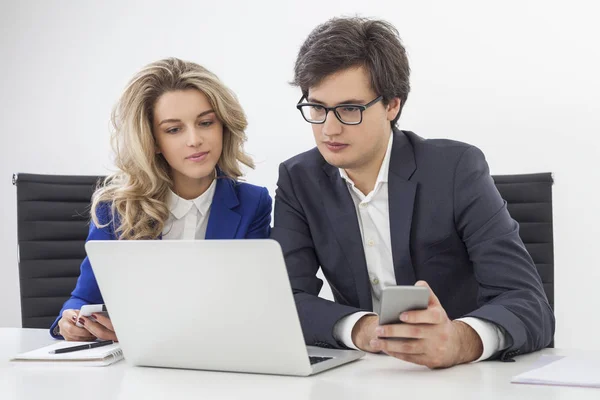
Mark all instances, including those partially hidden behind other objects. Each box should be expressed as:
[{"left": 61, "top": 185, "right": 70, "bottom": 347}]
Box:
[
  {"left": 50, "top": 177, "right": 272, "bottom": 338},
  {"left": 271, "top": 129, "right": 554, "bottom": 359}
]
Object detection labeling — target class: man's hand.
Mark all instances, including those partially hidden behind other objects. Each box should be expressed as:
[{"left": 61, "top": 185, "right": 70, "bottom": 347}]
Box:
[
  {"left": 352, "top": 281, "right": 483, "bottom": 369},
  {"left": 351, "top": 313, "right": 380, "bottom": 352}
]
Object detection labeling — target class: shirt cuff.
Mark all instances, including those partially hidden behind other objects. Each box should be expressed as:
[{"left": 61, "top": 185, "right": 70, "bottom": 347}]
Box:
[
  {"left": 457, "top": 317, "right": 508, "bottom": 362},
  {"left": 333, "top": 311, "right": 377, "bottom": 350}
]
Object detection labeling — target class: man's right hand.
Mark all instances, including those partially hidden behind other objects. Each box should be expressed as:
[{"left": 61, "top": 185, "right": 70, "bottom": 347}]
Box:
[
  {"left": 57, "top": 309, "right": 96, "bottom": 341},
  {"left": 351, "top": 314, "right": 380, "bottom": 352}
]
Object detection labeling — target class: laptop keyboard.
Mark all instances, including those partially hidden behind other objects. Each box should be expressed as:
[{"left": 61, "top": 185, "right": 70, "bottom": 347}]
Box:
[{"left": 309, "top": 356, "right": 333, "bottom": 365}]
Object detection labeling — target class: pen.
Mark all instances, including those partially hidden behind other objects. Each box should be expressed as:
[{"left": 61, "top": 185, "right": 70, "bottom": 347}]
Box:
[{"left": 49, "top": 340, "right": 114, "bottom": 354}]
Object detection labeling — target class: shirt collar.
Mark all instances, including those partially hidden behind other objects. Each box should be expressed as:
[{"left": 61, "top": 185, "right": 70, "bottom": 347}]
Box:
[
  {"left": 167, "top": 178, "right": 217, "bottom": 220},
  {"left": 339, "top": 131, "right": 394, "bottom": 187}
]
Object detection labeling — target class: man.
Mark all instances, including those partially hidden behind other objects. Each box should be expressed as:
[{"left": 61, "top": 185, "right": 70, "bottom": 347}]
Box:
[{"left": 271, "top": 17, "right": 554, "bottom": 369}]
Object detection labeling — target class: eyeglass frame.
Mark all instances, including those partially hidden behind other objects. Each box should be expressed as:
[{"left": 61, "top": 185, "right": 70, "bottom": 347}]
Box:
[{"left": 295, "top": 95, "right": 384, "bottom": 125}]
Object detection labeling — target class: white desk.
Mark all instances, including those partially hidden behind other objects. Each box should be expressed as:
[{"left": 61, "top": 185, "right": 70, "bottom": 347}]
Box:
[{"left": 0, "top": 328, "right": 597, "bottom": 399}]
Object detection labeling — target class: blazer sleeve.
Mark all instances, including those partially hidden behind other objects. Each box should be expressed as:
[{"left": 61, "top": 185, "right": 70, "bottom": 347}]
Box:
[
  {"left": 244, "top": 187, "right": 272, "bottom": 239},
  {"left": 49, "top": 204, "right": 115, "bottom": 339},
  {"left": 271, "top": 162, "right": 363, "bottom": 348},
  {"left": 454, "top": 146, "right": 555, "bottom": 358}
]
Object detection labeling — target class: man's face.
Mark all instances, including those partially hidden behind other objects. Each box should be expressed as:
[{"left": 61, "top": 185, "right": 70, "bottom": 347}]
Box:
[{"left": 306, "top": 66, "right": 400, "bottom": 172}]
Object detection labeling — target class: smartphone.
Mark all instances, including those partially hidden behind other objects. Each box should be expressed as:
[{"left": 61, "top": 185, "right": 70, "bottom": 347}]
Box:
[
  {"left": 378, "top": 286, "right": 429, "bottom": 325},
  {"left": 76, "top": 304, "right": 108, "bottom": 328}
]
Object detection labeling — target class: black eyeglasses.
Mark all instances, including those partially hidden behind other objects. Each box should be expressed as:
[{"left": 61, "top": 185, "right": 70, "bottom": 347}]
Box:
[{"left": 296, "top": 95, "right": 383, "bottom": 125}]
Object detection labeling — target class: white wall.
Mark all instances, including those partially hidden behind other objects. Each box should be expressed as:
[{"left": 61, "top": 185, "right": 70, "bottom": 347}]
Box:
[{"left": 1, "top": 0, "right": 599, "bottom": 350}]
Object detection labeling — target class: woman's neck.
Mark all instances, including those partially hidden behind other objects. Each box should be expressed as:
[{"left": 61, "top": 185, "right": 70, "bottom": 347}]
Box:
[{"left": 172, "top": 171, "right": 215, "bottom": 200}]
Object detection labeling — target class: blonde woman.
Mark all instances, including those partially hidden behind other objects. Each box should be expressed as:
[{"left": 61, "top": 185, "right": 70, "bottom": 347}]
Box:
[{"left": 50, "top": 58, "right": 272, "bottom": 341}]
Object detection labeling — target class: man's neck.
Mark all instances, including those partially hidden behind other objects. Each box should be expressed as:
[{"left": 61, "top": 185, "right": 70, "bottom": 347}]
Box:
[
  {"left": 344, "top": 163, "right": 380, "bottom": 196},
  {"left": 344, "top": 133, "right": 391, "bottom": 196}
]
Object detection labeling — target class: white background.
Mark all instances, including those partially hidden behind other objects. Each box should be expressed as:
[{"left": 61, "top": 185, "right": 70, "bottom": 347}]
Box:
[{"left": 1, "top": 0, "right": 599, "bottom": 350}]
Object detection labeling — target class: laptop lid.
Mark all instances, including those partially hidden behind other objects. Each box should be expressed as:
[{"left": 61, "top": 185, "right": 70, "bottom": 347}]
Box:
[{"left": 85, "top": 239, "right": 313, "bottom": 376}]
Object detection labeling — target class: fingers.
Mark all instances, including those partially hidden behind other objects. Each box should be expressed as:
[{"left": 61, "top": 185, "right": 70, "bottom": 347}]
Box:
[
  {"left": 370, "top": 338, "right": 425, "bottom": 355},
  {"left": 58, "top": 310, "right": 96, "bottom": 341},
  {"left": 80, "top": 317, "right": 118, "bottom": 341},
  {"left": 403, "top": 281, "right": 447, "bottom": 324},
  {"left": 61, "top": 309, "right": 79, "bottom": 322},
  {"left": 59, "top": 321, "right": 93, "bottom": 341},
  {"left": 415, "top": 280, "right": 441, "bottom": 307},
  {"left": 399, "top": 306, "right": 446, "bottom": 324},
  {"left": 376, "top": 324, "right": 427, "bottom": 339},
  {"left": 91, "top": 313, "right": 114, "bottom": 331}
]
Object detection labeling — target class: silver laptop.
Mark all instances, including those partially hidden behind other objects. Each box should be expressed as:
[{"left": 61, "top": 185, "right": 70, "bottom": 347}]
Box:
[{"left": 85, "top": 239, "right": 364, "bottom": 376}]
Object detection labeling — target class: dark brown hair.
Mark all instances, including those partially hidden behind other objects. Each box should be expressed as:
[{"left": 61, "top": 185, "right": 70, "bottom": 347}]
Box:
[{"left": 293, "top": 17, "right": 411, "bottom": 125}]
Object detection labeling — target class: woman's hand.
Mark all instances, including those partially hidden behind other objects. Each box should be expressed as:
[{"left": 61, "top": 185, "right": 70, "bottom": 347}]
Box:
[
  {"left": 57, "top": 309, "right": 96, "bottom": 341},
  {"left": 79, "top": 313, "right": 118, "bottom": 342}
]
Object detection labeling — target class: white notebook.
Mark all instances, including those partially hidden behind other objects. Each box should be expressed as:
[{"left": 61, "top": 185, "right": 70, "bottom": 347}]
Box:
[
  {"left": 10, "top": 341, "right": 123, "bottom": 367},
  {"left": 512, "top": 355, "right": 600, "bottom": 389}
]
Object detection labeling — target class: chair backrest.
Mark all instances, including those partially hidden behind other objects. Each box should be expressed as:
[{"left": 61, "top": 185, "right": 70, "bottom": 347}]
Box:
[
  {"left": 13, "top": 173, "right": 104, "bottom": 328},
  {"left": 492, "top": 172, "right": 554, "bottom": 346},
  {"left": 12, "top": 171, "right": 555, "bottom": 335}
]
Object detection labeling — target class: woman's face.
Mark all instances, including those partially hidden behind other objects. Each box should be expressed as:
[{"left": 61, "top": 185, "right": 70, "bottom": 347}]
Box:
[{"left": 152, "top": 89, "right": 223, "bottom": 196}]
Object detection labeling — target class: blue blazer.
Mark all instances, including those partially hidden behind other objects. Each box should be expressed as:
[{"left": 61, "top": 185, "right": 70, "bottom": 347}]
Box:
[{"left": 50, "top": 177, "right": 272, "bottom": 338}]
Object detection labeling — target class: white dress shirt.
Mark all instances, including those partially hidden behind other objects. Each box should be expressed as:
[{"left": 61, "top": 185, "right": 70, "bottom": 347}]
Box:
[
  {"left": 332, "top": 133, "right": 507, "bottom": 362},
  {"left": 162, "top": 179, "right": 217, "bottom": 240}
]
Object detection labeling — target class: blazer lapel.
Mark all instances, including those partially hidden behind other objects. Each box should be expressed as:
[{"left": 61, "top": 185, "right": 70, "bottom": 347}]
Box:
[
  {"left": 205, "top": 177, "right": 242, "bottom": 239},
  {"left": 388, "top": 130, "right": 418, "bottom": 285},
  {"left": 320, "top": 163, "right": 373, "bottom": 310}
]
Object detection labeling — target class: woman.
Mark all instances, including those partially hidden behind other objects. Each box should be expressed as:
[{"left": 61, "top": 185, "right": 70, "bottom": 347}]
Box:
[{"left": 50, "top": 58, "right": 272, "bottom": 341}]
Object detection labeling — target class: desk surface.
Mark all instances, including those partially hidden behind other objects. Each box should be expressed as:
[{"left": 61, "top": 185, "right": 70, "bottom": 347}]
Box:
[{"left": 0, "top": 328, "right": 597, "bottom": 399}]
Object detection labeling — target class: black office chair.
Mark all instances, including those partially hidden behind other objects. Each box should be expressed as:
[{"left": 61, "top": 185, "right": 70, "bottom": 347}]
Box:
[
  {"left": 13, "top": 173, "right": 104, "bottom": 329},
  {"left": 492, "top": 172, "right": 554, "bottom": 346},
  {"left": 13, "top": 171, "right": 555, "bottom": 337}
]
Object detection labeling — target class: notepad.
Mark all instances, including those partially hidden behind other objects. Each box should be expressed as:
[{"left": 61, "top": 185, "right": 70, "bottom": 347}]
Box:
[
  {"left": 10, "top": 341, "right": 123, "bottom": 367},
  {"left": 511, "top": 355, "right": 600, "bottom": 389}
]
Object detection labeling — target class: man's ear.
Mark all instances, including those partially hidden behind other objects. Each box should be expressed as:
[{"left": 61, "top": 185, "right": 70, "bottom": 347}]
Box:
[{"left": 386, "top": 97, "right": 401, "bottom": 121}]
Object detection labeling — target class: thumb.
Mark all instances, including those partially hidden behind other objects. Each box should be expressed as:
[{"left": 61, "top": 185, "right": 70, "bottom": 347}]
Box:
[{"left": 415, "top": 280, "right": 441, "bottom": 307}]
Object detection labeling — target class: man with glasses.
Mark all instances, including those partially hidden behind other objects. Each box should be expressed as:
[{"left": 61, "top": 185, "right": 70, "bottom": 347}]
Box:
[{"left": 271, "top": 17, "right": 554, "bottom": 369}]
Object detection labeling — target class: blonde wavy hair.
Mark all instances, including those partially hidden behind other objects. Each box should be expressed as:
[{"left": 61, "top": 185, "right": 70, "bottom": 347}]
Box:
[{"left": 91, "top": 57, "right": 254, "bottom": 240}]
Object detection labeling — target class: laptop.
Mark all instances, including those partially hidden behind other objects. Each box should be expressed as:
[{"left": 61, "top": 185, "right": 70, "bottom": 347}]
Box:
[{"left": 85, "top": 239, "right": 364, "bottom": 376}]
